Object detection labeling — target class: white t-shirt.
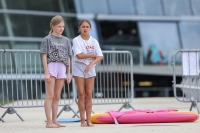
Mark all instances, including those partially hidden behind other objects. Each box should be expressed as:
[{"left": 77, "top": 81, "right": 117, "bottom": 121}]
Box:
[{"left": 72, "top": 35, "right": 103, "bottom": 65}]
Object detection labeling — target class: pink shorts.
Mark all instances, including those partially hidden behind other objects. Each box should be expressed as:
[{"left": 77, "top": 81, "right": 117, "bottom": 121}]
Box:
[{"left": 48, "top": 62, "right": 66, "bottom": 79}]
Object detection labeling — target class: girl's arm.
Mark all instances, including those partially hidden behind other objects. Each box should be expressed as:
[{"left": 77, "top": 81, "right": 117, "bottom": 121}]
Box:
[
  {"left": 42, "top": 54, "right": 51, "bottom": 82},
  {"left": 89, "top": 56, "right": 103, "bottom": 66},
  {"left": 84, "top": 56, "right": 103, "bottom": 73},
  {"left": 76, "top": 53, "right": 96, "bottom": 59}
]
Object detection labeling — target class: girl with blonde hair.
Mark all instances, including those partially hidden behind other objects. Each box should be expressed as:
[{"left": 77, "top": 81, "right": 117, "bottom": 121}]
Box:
[{"left": 40, "top": 15, "right": 72, "bottom": 128}]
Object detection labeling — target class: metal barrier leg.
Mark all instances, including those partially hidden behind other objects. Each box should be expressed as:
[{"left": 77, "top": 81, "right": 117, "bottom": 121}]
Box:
[
  {"left": 118, "top": 102, "right": 135, "bottom": 111},
  {"left": 189, "top": 102, "right": 195, "bottom": 111},
  {"left": 189, "top": 101, "right": 200, "bottom": 114},
  {"left": 1, "top": 107, "right": 24, "bottom": 121},
  {"left": 0, "top": 116, "right": 4, "bottom": 122},
  {"left": 57, "top": 105, "right": 80, "bottom": 118},
  {"left": 72, "top": 110, "right": 79, "bottom": 118}
]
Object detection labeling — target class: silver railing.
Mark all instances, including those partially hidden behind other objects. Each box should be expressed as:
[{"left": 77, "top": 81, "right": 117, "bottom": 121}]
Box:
[
  {"left": 0, "top": 49, "right": 135, "bottom": 122},
  {"left": 172, "top": 49, "right": 200, "bottom": 114}
]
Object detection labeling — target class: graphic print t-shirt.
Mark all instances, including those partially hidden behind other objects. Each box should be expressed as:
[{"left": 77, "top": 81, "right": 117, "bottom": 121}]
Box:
[
  {"left": 40, "top": 34, "right": 72, "bottom": 66},
  {"left": 72, "top": 35, "right": 103, "bottom": 65}
]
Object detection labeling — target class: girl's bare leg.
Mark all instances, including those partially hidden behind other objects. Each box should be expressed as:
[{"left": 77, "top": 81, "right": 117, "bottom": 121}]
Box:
[
  {"left": 85, "top": 77, "right": 95, "bottom": 127},
  {"left": 44, "top": 77, "right": 59, "bottom": 128},
  {"left": 74, "top": 76, "right": 87, "bottom": 127},
  {"left": 52, "top": 78, "right": 66, "bottom": 127}
]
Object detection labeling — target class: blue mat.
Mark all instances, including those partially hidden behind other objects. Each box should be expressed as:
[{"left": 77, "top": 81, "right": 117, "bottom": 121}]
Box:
[{"left": 57, "top": 118, "right": 80, "bottom": 123}]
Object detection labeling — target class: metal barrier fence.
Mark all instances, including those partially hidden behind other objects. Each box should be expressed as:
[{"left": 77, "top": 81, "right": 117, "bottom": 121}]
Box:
[
  {"left": 172, "top": 50, "right": 200, "bottom": 114},
  {"left": 0, "top": 49, "right": 78, "bottom": 121},
  {"left": 0, "top": 49, "right": 134, "bottom": 121},
  {"left": 73, "top": 51, "right": 134, "bottom": 116}
]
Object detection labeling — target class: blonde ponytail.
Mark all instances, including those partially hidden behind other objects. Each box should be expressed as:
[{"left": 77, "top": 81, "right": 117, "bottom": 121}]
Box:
[{"left": 49, "top": 29, "right": 53, "bottom": 34}]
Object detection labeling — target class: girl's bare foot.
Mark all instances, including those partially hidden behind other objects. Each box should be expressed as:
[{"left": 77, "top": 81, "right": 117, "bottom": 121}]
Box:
[
  {"left": 80, "top": 121, "right": 88, "bottom": 127},
  {"left": 46, "top": 123, "right": 59, "bottom": 128},
  {"left": 53, "top": 121, "right": 66, "bottom": 127},
  {"left": 87, "top": 122, "right": 94, "bottom": 127}
]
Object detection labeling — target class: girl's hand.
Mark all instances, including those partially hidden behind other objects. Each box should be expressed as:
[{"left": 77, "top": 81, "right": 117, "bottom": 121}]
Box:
[
  {"left": 84, "top": 64, "right": 93, "bottom": 73},
  {"left": 44, "top": 73, "right": 51, "bottom": 82},
  {"left": 66, "top": 74, "right": 71, "bottom": 84}
]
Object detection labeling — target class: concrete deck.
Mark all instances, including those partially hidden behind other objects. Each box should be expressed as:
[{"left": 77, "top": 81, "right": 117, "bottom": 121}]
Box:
[{"left": 0, "top": 97, "right": 200, "bottom": 133}]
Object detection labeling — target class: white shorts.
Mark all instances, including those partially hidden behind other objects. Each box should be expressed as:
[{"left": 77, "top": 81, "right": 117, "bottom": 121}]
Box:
[
  {"left": 72, "top": 62, "right": 96, "bottom": 78},
  {"left": 48, "top": 62, "right": 66, "bottom": 79}
]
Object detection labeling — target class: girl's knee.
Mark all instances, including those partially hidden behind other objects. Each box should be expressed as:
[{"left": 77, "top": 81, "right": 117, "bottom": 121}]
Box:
[
  {"left": 78, "top": 92, "right": 85, "bottom": 99},
  {"left": 53, "top": 94, "right": 61, "bottom": 101},
  {"left": 85, "top": 92, "right": 92, "bottom": 100},
  {"left": 45, "top": 94, "right": 54, "bottom": 100}
]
